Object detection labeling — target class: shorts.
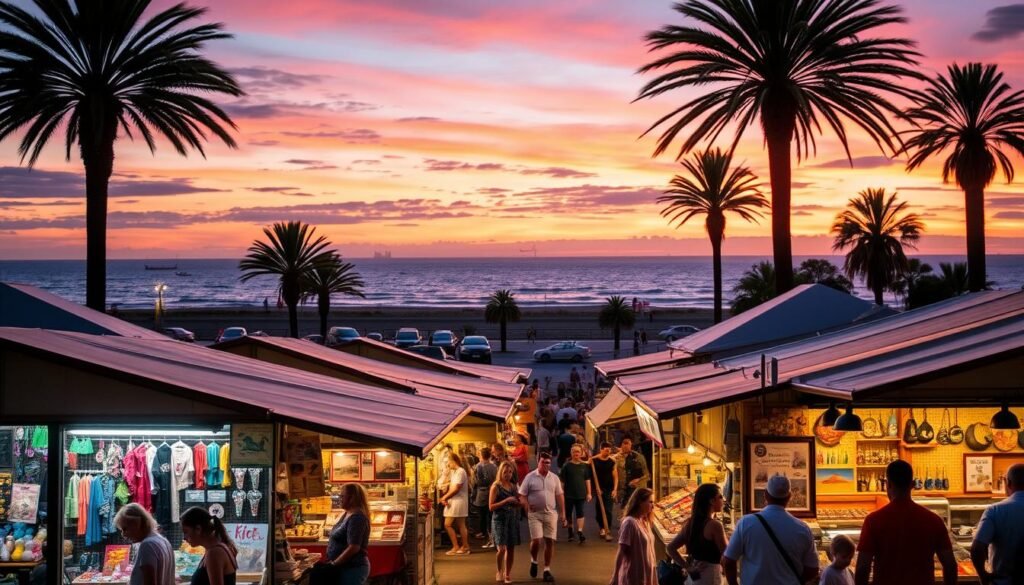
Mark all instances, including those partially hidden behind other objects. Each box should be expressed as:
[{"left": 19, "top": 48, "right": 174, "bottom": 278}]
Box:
[
  {"left": 527, "top": 510, "right": 558, "bottom": 540},
  {"left": 565, "top": 498, "right": 585, "bottom": 518}
]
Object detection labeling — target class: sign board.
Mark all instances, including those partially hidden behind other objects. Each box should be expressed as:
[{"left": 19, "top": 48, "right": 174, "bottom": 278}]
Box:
[
  {"left": 224, "top": 523, "right": 268, "bottom": 573},
  {"left": 634, "top": 404, "right": 664, "bottom": 448}
]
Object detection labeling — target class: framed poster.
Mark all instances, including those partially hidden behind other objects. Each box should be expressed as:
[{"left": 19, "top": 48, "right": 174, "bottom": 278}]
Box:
[
  {"left": 964, "top": 455, "right": 994, "bottom": 493},
  {"left": 224, "top": 524, "right": 268, "bottom": 572},
  {"left": 373, "top": 451, "right": 404, "bottom": 482},
  {"left": 230, "top": 424, "right": 273, "bottom": 467},
  {"left": 330, "top": 452, "right": 361, "bottom": 482},
  {"left": 744, "top": 436, "right": 815, "bottom": 517},
  {"left": 9, "top": 483, "right": 40, "bottom": 523}
]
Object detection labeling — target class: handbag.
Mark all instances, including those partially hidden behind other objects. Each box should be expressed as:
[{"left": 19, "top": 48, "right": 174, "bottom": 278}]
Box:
[
  {"left": 657, "top": 559, "right": 686, "bottom": 585},
  {"left": 753, "top": 514, "right": 804, "bottom": 584}
]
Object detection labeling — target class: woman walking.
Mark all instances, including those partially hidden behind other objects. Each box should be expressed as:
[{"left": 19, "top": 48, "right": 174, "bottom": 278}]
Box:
[
  {"left": 666, "top": 483, "right": 727, "bottom": 585},
  {"left": 114, "top": 504, "right": 175, "bottom": 585},
  {"left": 322, "top": 483, "right": 372, "bottom": 584},
  {"left": 489, "top": 462, "right": 522, "bottom": 584},
  {"left": 559, "top": 445, "right": 592, "bottom": 543},
  {"left": 440, "top": 452, "right": 471, "bottom": 555},
  {"left": 510, "top": 434, "right": 530, "bottom": 484},
  {"left": 609, "top": 488, "right": 658, "bottom": 585},
  {"left": 180, "top": 507, "right": 238, "bottom": 585}
]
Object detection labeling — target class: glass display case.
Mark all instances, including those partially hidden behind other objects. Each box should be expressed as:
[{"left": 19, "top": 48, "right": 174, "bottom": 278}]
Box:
[{"left": 651, "top": 485, "right": 696, "bottom": 543}]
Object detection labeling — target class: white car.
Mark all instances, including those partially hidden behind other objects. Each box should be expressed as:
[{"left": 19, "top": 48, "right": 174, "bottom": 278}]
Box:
[
  {"left": 394, "top": 327, "right": 423, "bottom": 348},
  {"left": 215, "top": 327, "right": 247, "bottom": 343},
  {"left": 659, "top": 324, "right": 700, "bottom": 342},
  {"left": 533, "top": 341, "right": 591, "bottom": 363}
]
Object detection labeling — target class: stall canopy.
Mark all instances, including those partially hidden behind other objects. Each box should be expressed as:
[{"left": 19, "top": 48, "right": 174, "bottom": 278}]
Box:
[
  {"left": 335, "top": 337, "right": 530, "bottom": 383},
  {"left": 213, "top": 335, "right": 521, "bottom": 421},
  {"left": 0, "top": 282, "right": 165, "bottom": 340},
  {"left": 0, "top": 328, "right": 471, "bottom": 456},
  {"left": 595, "top": 284, "right": 887, "bottom": 378}
]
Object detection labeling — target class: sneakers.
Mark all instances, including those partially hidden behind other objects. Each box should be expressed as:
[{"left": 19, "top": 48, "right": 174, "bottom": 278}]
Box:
[
  {"left": 530, "top": 562, "right": 538, "bottom": 578},
  {"left": 483, "top": 541, "right": 495, "bottom": 549},
  {"left": 543, "top": 570, "right": 555, "bottom": 582},
  {"left": 566, "top": 532, "right": 575, "bottom": 542},
  {"left": 578, "top": 534, "right": 586, "bottom": 545}
]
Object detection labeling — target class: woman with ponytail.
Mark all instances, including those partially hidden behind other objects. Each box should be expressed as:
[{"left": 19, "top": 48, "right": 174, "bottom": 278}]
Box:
[
  {"left": 666, "top": 483, "right": 727, "bottom": 584},
  {"left": 180, "top": 507, "right": 239, "bottom": 585}
]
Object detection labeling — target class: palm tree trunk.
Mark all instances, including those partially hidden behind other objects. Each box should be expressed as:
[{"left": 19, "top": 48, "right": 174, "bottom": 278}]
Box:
[
  {"left": 613, "top": 325, "right": 620, "bottom": 351},
  {"left": 318, "top": 293, "right": 330, "bottom": 340},
  {"left": 287, "top": 303, "right": 299, "bottom": 338},
  {"left": 81, "top": 134, "right": 115, "bottom": 312},
  {"left": 964, "top": 184, "right": 986, "bottom": 292},
  {"left": 500, "top": 317, "right": 507, "bottom": 352},
  {"left": 709, "top": 223, "right": 724, "bottom": 324},
  {"left": 763, "top": 109, "right": 796, "bottom": 295}
]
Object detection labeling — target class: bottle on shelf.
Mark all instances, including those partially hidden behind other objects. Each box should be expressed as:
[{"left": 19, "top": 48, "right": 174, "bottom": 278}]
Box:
[
  {"left": 857, "top": 449, "right": 865, "bottom": 466},
  {"left": 925, "top": 467, "right": 934, "bottom": 491}
]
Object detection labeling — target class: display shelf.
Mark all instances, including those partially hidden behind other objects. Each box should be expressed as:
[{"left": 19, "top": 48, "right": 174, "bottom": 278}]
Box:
[
  {"left": 856, "top": 438, "right": 901, "bottom": 442},
  {"left": 901, "top": 443, "right": 938, "bottom": 449},
  {"left": 856, "top": 465, "right": 890, "bottom": 469}
]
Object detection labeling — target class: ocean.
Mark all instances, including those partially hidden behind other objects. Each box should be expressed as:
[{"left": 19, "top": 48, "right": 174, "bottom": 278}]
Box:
[{"left": 1, "top": 256, "right": 1022, "bottom": 310}]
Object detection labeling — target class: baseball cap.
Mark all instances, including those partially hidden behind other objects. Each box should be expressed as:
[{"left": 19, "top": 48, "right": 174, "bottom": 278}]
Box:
[{"left": 766, "top": 474, "right": 791, "bottom": 498}]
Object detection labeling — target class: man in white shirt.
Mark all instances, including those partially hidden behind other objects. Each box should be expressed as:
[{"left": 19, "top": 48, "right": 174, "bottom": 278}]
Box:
[
  {"left": 519, "top": 451, "right": 566, "bottom": 583},
  {"left": 723, "top": 475, "right": 819, "bottom": 585},
  {"left": 972, "top": 463, "right": 1024, "bottom": 585}
]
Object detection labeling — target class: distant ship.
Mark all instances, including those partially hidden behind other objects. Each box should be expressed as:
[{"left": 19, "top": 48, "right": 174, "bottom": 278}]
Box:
[
  {"left": 373, "top": 251, "right": 392, "bottom": 259},
  {"left": 175, "top": 271, "right": 192, "bottom": 277},
  {"left": 145, "top": 264, "right": 177, "bottom": 270}
]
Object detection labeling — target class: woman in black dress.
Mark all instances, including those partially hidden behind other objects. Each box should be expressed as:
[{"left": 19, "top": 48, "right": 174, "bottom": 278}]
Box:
[{"left": 180, "top": 507, "right": 238, "bottom": 585}]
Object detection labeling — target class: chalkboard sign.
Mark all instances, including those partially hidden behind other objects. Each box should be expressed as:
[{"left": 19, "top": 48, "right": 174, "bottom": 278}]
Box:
[{"left": 0, "top": 430, "right": 12, "bottom": 469}]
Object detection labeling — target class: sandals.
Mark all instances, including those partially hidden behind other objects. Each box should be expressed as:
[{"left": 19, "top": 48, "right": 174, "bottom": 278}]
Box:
[
  {"left": 455, "top": 548, "right": 471, "bottom": 555},
  {"left": 445, "top": 549, "right": 460, "bottom": 556}
]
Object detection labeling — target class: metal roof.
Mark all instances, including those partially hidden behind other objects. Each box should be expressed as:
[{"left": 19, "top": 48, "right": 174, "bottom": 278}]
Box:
[
  {"left": 335, "top": 337, "right": 531, "bottom": 383},
  {"left": 594, "top": 349, "right": 694, "bottom": 378},
  {"left": 616, "top": 362, "right": 724, "bottom": 394},
  {"left": 0, "top": 282, "right": 166, "bottom": 340},
  {"left": 213, "top": 335, "right": 520, "bottom": 421},
  {"left": 0, "top": 328, "right": 470, "bottom": 456},
  {"left": 633, "top": 370, "right": 765, "bottom": 420}
]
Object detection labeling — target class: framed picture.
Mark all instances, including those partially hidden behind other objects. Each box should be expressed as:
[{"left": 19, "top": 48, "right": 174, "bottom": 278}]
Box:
[
  {"left": 815, "top": 468, "right": 856, "bottom": 495},
  {"left": 372, "top": 451, "right": 404, "bottom": 482},
  {"left": 744, "top": 436, "right": 815, "bottom": 517},
  {"left": 964, "top": 455, "right": 994, "bottom": 493},
  {"left": 331, "top": 452, "right": 361, "bottom": 482},
  {"left": 230, "top": 424, "right": 273, "bottom": 467}
]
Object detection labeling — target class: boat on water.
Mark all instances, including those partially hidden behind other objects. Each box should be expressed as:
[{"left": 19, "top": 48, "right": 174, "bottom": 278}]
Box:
[
  {"left": 175, "top": 271, "right": 192, "bottom": 277},
  {"left": 144, "top": 264, "right": 177, "bottom": 270}
]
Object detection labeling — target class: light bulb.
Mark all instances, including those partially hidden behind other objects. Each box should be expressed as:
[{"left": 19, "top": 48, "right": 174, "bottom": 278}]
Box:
[
  {"left": 703, "top": 454, "right": 712, "bottom": 467},
  {"left": 687, "top": 443, "right": 696, "bottom": 455}
]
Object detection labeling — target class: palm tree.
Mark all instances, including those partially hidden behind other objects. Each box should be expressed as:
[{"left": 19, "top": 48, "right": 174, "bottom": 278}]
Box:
[
  {"left": 598, "top": 296, "right": 636, "bottom": 351},
  {"left": 636, "top": 0, "right": 921, "bottom": 295},
  {"left": 0, "top": 0, "right": 242, "bottom": 311},
  {"left": 731, "top": 262, "right": 775, "bottom": 315},
  {"left": 301, "top": 254, "right": 365, "bottom": 341},
  {"left": 890, "top": 258, "right": 933, "bottom": 307},
  {"left": 906, "top": 262, "right": 977, "bottom": 309},
  {"left": 831, "top": 189, "right": 923, "bottom": 305},
  {"left": 658, "top": 149, "right": 768, "bottom": 324},
  {"left": 902, "top": 63, "right": 1024, "bottom": 292},
  {"left": 937, "top": 262, "right": 970, "bottom": 296},
  {"left": 484, "top": 290, "right": 521, "bottom": 352},
  {"left": 240, "top": 222, "right": 334, "bottom": 338},
  {"left": 795, "top": 259, "right": 854, "bottom": 293}
]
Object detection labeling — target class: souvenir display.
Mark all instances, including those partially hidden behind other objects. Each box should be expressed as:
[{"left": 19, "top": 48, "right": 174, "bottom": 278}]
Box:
[
  {"left": 651, "top": 486, "right": 697, "bottom": 538},
  {"left": 232, "top": 490, "right": 245, "bottom": 517}
]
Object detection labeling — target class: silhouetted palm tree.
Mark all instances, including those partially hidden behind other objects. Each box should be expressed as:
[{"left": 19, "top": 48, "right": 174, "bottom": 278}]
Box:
[
  {"left": 658, "top": 149, "right": 768, "bottom": 324},
  {"left": 636, "top": 0, "right": 920, "bottom": 295},
  {"left": 731, "top": 262, "right": 776, "bottom": 315},
  {"left": 796, "top": 259, "right": 854, "bottom": 294},
  {"left": 598, "top": 296, "right": 636, "bottom": 351},
  {"left": 240, "top": 222, "right": 333, "bottom": 338},
  {"left": 902, "top": 63, "right": 1024, "bottom": 292},
  {"left": 937, "top": 262, "right": 970, "bottom": 296},
  {"left": 890, "top": 258, "right": 933, "bottom": 307},
  {"left": 831, "top": 189, "right": 923, "bottom": 305},
  {"left": 907, "top": 262, "right": 978, "bottom": 309},
  {"left": 0, "top": 0, "right": 242, "bottom": 311},
  {"left": 301, "top": 254, "right": 365, "bottom": 341},
  {"left": 485, "top": 290, "right": 521, "bottom": 352}
]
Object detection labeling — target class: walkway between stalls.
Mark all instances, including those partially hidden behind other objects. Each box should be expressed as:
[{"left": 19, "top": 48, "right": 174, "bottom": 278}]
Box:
[{"left": 434, "top": 500, "right": 618, "bottom": 585}]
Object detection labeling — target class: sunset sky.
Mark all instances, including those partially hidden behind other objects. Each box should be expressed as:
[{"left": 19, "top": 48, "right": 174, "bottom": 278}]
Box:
[{"left": 2, "top": 0, "right": 1024, "bottom": 259}]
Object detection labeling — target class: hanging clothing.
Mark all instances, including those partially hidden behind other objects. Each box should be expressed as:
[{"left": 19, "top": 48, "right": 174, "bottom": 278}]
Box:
[
  {"left": 193, "top": 442, "right": 208, "bottom": 490},
  {"left": 205, "top": 443, "right": 222, "bottom": 487},
  {"left": 115, "top": 481, "right": 131, "bottom": 506},
  {"left": 170, "top": 441, "right": 194, "bottom": 522},
  {"left": 86, "top": 474, "right": 117, "bottom": 546},
  {"left": 65, "top": 475, "right": 80, "bottom": 521},
  {"left": 123, "top": 444, "right": 153, "bottom": 512},
  {"left": 151, "top": 444, "right": 173, "bottom": 527},
  {"left": 30, "top": 426, "right": 47, "bottom": 449},
  {"left": 145, "top": 443, "right": 158, "bottom": 496},
  {"left": 77, "top": 475, "right": 91, "bottom": 536},
  {"left": 219, "top": 444, "right": 231, "bottom": 488}
]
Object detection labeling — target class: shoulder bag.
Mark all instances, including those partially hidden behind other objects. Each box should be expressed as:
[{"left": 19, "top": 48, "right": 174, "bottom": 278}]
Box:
[{"left": 753, "top": 513, "right": 804, "bottom": 585}]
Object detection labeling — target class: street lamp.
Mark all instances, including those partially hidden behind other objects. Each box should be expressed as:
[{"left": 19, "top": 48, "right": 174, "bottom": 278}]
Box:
[{"left": 154, "top": 282, "right": 168, "bottom": 326}]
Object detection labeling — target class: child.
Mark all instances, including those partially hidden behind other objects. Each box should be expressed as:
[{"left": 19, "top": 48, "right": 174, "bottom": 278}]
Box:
[{"left": 820, "top": 534, "right": 855, "bottom": 585}]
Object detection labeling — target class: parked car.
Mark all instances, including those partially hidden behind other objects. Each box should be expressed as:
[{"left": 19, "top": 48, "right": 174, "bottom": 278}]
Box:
[
  {"left": 215, "top": 327, "right": 247, "bottom": 343},
  {"left": 160, "top": 327, "right": 195, "bottom": 342},
  {"left": 406, "top": 345, "right": 450, "bottom": 360},
  {"left": 302, "top": 334, "right": 324, "bottom": 344},
  {"left": 533, "top": 341, "right": 591, "bottom": 363},
  {"left": 366, "top": 332, "right": 384, "bottom": 342},
  {"left": 658, "top": 324, "right": 701, "bottom": 342},
  {"left": 429, "top": 330, "right": 459, "bottom": 354},
  {"left": 326, "top": 326, "right": 361, "bottom": 346},
  {"left": 394, "top": 327, "right": 423, "bottom": 348},
  {"left": 458, "top": 335, "right": 492, "bottom": 364}
]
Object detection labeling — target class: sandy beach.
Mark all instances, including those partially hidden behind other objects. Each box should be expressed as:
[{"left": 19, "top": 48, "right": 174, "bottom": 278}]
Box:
[{"left": 120, "top": 305, "right": 716, "bottom": 341}]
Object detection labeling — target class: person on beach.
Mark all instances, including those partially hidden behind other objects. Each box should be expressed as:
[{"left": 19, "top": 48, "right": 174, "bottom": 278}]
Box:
[
  {"left": 559, "top": 445, "right": 592, "bottom": 543},
  {"left": 440, "top": 453, "right": 471, "bottom": 556},
  {"left": 667, "top": 483, "right": 727, "bottom": 585},
  {"left": 591, "top": 442, "right": 618, "bottom": 542},
  {"left": 473, "top": 448, "right": 498, "bottom": 547},
  {"left": 609, "top": 487, "right": 658, "bottom": 585},
  {"left": 519, "top": 452, "right": 566, "bottom": 583},
  {"left": 180, "top": 507, "right": 239, "bottom": 585},
  {"left": 114, "top": 503, "right": 174, "bottom": 585},
  {"left": 490, "top": 462, "right": 522, "bottom": 584},
  {"left": 617, "top": 438, "right": 649, "bottom": 507}
]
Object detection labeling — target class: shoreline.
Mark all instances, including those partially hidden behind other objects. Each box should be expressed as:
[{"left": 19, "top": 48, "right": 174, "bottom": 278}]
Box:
[{"left": 120, "top": 305, "right": 716, "bottom": 341}]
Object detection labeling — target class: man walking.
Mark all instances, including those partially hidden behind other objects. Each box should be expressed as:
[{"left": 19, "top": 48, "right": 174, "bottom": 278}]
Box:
[
  {"left": 591, "top": 441, "right": 618, "bottom": 542},
  {"left": 722, "top": 475, "right": 818, "bottom": 585},
  {"left": 856, "top": 460, "right": 957, "bottom": 585},
  {"left": 519, "top": 452, "right": 566, "bottom": 583},
  {"left": 971, "top": 463, "right": 1024, "bottom": 585},
  {"left": 616, "top": 438, "right": 649, "bottom": 507}
]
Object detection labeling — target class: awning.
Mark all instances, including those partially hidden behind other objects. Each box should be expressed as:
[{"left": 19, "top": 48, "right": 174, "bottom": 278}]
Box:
[
  {"left": 0, "top": 282, "right": 165, "bottom": 340},
  {"left": 633, "top": 370, "right": 765, "bottom": 420},
  {"left": 0, "top": 328, "right": 471, "bottom": 456},
  {"left": 586, "top": 385, "right": 636, "bottom": 429},
  {"left": 616, "top": 362, "right": 725, "bottom": 394},
  {"left": 213, "top": 335, "right": 520, "bottom": 421},
  {"left": 336, "top": 337, "right": 531, "bottom": 383},
  {"left": 594, "top": 349, "right": 694, "bottom": 378}
]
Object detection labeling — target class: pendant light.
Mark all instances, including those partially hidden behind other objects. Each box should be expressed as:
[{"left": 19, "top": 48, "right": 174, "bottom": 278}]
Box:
[
  {"left": 833, "top": 404, "right": 863, "bottom": 432},
  {"left": 702, "top": 450, "right": 712, "bottom": 467},
  {"left": 990, "top": 403, "right": 1021, "bottom": 430},
  {"left": 822, "top": 402, "right": 842, "bottom": 427},
  {"left": 686, "top": 435, "right": 696, "bottom": 454}
]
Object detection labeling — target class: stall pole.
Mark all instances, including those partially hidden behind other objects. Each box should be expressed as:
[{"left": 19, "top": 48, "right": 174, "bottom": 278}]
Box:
[
  {"left": 45, "top": 423, "right": 61, "bottom": 585},
  {"left": 269, "top": 423, "right": 279, "bottom": 584}
]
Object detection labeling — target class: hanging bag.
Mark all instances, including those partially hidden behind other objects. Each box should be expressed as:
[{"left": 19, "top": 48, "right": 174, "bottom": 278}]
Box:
[
  {"left": 916, "top": 408, "right": 935, "bottom": 444},
  {"left": 903, "top": 408, "right": 919, "bottom": 444},
  {"left": 723, "top": 405, "right": 741, "bottom": 463},
  {"left": 948, "top": 409, "right": 965, "bottom": 445},
  {"left": 936, "top": 408, "right": 952, "bottom": 445}
]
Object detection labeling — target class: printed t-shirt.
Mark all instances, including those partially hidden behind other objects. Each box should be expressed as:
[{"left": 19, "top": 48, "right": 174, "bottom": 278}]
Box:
[
  {"left": 151, "top": 443, "right": 173, "bottom": 526},
  {"left": 170, "top": 441, "right": 194, "bottom": 522},
  {"left": 857, "top": 498, "right": 952, "bottom": 585}
]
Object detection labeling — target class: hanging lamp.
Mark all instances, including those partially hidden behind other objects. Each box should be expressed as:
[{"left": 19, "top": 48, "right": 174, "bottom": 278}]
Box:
[
  {"left": 990, "top": 403, "right": 1021, "bottom": 431},
  {"left": 822, "top": 402, "right": 842, "bottom": 427},
  {"left": 833, "top": 404, "right": 863, "bottom": 432}
]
